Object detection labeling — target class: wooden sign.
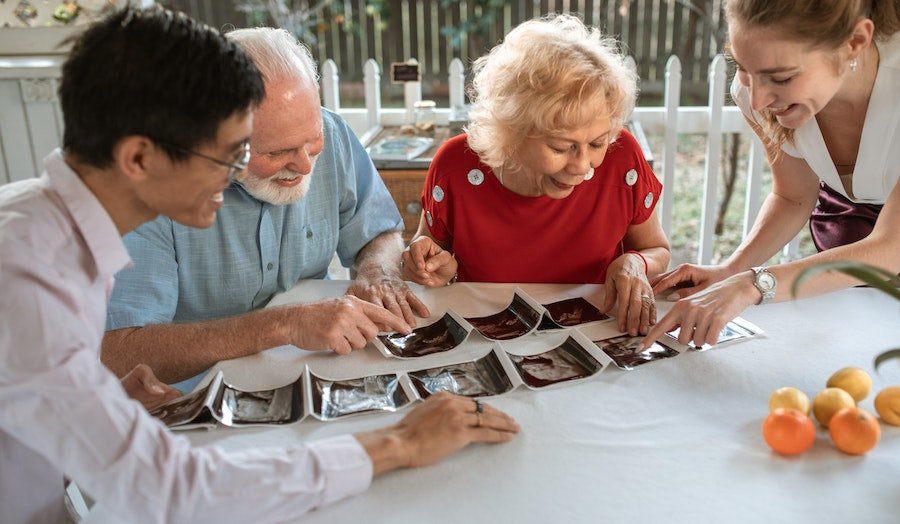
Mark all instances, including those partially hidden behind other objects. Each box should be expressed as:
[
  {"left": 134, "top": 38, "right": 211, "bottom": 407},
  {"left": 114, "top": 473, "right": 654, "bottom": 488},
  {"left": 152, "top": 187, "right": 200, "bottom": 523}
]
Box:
[{"left": 390, "top": 62, "right": 421, "bottom": 83}]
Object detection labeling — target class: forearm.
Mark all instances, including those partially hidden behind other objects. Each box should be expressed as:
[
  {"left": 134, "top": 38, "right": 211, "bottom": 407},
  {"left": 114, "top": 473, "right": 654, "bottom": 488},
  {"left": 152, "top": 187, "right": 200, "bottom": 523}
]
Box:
[
  {"left": 101, "top": 308, "right": 295, "bottom": 384},
  {"left": 352, "top": 231, "right": 404, "bottom": 281},
  {"left": 724, "top": 191, "right": 815, "bottom": 273},
  {"left": 766, "top": 229, "right": 900, "bottom": 303},
  {"left": 626, "top": 246, "right": 670, "bottom": 277},
  {"left": 354, "top": 429, "right": 409, "bottom": 477}
]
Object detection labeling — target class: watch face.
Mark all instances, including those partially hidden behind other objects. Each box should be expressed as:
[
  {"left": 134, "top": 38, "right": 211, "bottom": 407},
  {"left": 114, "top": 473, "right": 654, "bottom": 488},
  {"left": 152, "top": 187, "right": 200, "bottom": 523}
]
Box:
[{"left": 757, "top": 272, "right": 776, "bottom": 291}]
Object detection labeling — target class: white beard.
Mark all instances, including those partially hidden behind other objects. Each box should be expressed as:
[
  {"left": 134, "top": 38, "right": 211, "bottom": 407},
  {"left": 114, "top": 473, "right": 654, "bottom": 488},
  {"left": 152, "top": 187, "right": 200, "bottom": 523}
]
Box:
[{"left": 237, "top": 155, "right": 317, "bottom": 206}]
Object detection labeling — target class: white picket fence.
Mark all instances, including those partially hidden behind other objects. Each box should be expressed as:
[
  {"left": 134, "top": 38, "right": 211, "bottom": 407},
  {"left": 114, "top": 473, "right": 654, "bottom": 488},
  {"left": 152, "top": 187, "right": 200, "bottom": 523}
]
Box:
[{"left": 0, "top": 53, "right": 801, "bottom": 265}]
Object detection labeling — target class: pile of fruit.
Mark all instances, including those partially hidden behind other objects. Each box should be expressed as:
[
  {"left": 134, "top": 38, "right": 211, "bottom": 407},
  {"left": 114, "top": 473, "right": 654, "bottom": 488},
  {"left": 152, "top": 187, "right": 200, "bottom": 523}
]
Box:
[{"left": 762, "top": 367, "right": 900, "bottom": 456}]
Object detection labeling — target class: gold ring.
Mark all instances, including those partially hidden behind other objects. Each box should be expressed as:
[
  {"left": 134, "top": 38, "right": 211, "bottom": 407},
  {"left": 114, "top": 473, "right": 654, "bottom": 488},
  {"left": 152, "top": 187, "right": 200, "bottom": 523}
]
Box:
[{"left": 641, "top": 295, "right": 653, "bottom": 304}]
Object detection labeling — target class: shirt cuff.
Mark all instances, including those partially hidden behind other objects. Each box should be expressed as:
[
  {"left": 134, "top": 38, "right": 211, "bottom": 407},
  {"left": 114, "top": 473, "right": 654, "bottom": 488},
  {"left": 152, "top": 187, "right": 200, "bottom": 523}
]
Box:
[{"left": 307, "top": 434, "right": 373, "bottom": 506}]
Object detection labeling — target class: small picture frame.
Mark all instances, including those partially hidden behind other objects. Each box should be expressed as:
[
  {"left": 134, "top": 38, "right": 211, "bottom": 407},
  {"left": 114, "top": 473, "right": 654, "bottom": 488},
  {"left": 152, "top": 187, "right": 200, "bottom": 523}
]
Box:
[{"left": 390, "top": 62, "right": 421, "bottom": 83}]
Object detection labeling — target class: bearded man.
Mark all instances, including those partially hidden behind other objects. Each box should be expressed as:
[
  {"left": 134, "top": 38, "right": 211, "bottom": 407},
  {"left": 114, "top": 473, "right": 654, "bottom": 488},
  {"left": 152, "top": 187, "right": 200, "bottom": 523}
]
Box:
[{"left": 103, "top": 27, "right": 426, "bottom": 391}]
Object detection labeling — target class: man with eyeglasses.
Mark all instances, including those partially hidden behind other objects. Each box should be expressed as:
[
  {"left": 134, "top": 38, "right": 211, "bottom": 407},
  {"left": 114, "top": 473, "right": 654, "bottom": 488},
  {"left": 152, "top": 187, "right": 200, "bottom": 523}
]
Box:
[
  {"left": 102, "top": 27, "right": 429, "bottom": 392},
  {"left": 0, "top": 7, "right": 518, "bottom": 522}
]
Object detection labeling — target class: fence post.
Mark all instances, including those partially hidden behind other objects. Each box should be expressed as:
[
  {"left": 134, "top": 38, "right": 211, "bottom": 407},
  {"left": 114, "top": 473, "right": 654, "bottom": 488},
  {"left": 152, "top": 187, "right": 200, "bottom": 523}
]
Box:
[
  {"left": 661, "top": 55, "right": 681, "bottom": 237},
  {"left": 698, "top": 54, "right": 726, "bottom": 265},
  {"left": 743, "top": 134, "right": 766, "bottom": 238},
  {"left": 363, "top": 59, "right": 382, "bottom": 129},
  {"left": 403, "top": 58, "right": 422, "bottom": 125},
  {"left": 321, "top": 59, "right": 340, "bottom": 112},
  {"left": 781, "top": 235, "right": 803, "bottom": 263},
  {"left": 448, "top": 58, "right": 465, "bottom": 110}
]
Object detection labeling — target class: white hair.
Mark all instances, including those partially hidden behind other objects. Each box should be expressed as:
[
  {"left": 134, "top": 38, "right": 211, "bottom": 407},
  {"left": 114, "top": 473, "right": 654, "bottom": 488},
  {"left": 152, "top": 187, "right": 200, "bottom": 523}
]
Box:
[{"left": 226, "top": 27, "right": 319, "bottom": 87}]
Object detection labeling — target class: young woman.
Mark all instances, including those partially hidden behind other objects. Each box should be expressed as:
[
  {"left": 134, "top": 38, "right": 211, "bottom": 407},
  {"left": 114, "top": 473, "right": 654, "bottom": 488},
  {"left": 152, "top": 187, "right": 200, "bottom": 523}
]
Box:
[{"left": 644, "top": 0, "right": 900, "bottom": 349}]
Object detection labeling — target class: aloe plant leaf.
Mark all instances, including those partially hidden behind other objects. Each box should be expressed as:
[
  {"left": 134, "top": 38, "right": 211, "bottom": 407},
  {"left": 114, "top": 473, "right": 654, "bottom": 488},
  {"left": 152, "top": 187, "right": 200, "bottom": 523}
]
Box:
[
  {"left": 792, "top": 261, "right": 900, "bottom": 300},
  {"left": 874, "top": 349, "right": 900, "bottom": 373}
]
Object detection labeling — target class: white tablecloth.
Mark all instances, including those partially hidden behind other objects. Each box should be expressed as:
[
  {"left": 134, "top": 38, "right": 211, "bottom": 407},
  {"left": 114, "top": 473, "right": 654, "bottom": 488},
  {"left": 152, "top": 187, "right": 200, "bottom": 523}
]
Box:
[{"left": 185, "top": 281, "right": 900, "bottom": 523}]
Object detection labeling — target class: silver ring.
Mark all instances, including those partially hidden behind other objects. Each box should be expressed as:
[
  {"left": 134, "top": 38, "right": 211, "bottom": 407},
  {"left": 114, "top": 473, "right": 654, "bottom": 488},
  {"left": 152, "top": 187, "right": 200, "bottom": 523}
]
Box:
[{"left": 474, "top": 398, "right": 484, "bottom": 414}]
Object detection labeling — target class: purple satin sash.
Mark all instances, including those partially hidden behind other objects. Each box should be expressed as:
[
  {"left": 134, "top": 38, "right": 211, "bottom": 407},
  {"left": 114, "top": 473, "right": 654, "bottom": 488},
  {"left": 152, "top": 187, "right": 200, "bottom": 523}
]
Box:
[{"left": 809, "top": 182, "right": 882, "bottom": 252}]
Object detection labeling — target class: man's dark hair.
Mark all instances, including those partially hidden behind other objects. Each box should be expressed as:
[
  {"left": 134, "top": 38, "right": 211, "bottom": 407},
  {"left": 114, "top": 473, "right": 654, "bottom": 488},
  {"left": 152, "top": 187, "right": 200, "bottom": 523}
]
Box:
[{"left": 59, "top": 6, "right": 265, "bottom": 167}]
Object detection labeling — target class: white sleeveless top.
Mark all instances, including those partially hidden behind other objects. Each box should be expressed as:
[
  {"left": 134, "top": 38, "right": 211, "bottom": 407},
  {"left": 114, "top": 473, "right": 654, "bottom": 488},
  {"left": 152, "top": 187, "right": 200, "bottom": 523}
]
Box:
[{"left": 731, "top": 32, "right": 900, "bottom": 205}]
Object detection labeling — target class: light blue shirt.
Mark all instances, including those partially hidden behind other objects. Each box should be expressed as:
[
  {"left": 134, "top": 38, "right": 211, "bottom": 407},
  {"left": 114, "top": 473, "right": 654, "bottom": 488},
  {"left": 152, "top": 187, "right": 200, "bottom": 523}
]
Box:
[{"left": 106, "top": 109, "right": 402, "bottom": 389}]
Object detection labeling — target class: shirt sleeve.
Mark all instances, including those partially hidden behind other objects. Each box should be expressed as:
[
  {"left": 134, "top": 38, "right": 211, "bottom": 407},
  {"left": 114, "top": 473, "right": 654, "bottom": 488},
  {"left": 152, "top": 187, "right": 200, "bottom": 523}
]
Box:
[
  {"left": 106, "top": 216, "right": 179, "bottom": 330},
  {"left": 1, "top": 257, "right": 373, "bottom": 523},
  {"left": 616, "top": 130, "right": 663, "bottom": 225},
  {"left": 327, "top": 110, "right": 404, "bottom": 267},
  {"left": 420, "top": 134, "right": 463, "bottom": 243}
]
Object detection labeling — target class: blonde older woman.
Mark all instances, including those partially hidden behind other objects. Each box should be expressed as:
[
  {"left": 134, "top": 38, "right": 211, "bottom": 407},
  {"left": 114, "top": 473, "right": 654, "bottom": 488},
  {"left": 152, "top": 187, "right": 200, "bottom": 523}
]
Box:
[{"left": 400, "top": 14, "right": 670, "bottom": 337}]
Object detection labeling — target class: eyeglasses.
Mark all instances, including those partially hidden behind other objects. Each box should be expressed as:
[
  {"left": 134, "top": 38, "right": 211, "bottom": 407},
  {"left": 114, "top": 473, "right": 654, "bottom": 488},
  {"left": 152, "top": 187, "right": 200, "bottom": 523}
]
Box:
[{"left": 156, "top": 140, "right": 250, "bottom": 182}]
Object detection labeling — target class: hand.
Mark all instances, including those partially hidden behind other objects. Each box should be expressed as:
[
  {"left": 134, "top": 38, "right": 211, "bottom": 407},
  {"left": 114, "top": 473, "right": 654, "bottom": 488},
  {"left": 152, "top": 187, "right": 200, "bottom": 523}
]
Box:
[
  {"left": 650, "top": 263, "right": 735, "bottom": 300},
  {"left": 601, "top": 253, "right": 656, "bottom": 336},
  {"left": 347, "top": 271, "right": 430, "bottom": 326},
  {"left": 120, "top": 363, "right": 181, "bottom": 411},
  {"left": 356, "top": 392, "right": 520, "bottom": 476},
  {"left": 642, "top": 270, "right": 760, "bottom": 349},
  {"left": 279, "top": 296, "right": 413, "bottom": 354},
  {"left": 400, "top": 236, "right": 458, "bottom": 288}
]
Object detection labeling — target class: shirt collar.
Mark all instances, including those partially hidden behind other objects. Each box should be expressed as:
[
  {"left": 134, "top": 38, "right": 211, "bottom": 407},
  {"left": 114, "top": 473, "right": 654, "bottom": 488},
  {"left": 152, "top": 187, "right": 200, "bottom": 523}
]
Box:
[{"left": 43, "top": 149, "right": 133, "bottom": 279}]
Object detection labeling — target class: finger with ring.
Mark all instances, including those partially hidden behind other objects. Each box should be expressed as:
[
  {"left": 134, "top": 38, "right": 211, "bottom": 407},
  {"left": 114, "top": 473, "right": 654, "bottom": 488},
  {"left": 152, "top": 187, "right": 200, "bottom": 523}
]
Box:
[
  {"left": 474, "top": 398, "right": 484, "bottom": 414},
  {"left": 640, "top": 295, "right": 653, "bottom": 306},
  {"left": 476, "top": 412, "right": 483, "bottom": 428}
]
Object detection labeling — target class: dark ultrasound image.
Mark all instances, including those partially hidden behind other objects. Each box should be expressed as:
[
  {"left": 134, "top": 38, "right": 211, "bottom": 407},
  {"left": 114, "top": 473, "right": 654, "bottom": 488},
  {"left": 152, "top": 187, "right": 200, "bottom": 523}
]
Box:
[
  {"left": 593, "top": 334, "right": 679, "bottom": 370},
  {"left": 466, "top": 294, "right": 542, "bottom": 340},
  {"left": 410, "top": 351, "right": 514, "bottom": 398},
  {"left": 150, "top": 383, "right": 212, "bottom": 427},
  {"left": 509, "top": 337, "right": 603, "bottom": 387},
  {"left": 217, "top": 379, "right": 303, "bottom": 426},
  {"left": 541, "top": 297, "right": 610, "bottom": 328},
  {"left": 378, "top": 313, "right": 469, "bottom": 357}
]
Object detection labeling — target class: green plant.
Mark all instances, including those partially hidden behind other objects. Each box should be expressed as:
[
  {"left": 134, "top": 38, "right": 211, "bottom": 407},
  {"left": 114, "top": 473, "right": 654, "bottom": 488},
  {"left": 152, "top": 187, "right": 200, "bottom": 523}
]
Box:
[{"left": 792, "top": 261, "right": 900, "bottom": 371}]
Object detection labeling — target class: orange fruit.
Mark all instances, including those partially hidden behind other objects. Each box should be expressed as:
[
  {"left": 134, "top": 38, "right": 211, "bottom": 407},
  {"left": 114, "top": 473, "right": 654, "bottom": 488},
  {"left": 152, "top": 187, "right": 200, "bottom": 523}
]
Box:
[
  {"left": 826, "top": 367, "right": 872, "bottom": 403},
  {"left": 874, "top": 386, "right": 900, "bottom": 426},
  {"left": 829, "top": 407, "right": 880, "bottom": 455},
  {"left": 812, "top": 388, "right": 855, "bottom": 428},
  {"left": 762, "top": 408, "right": 816, "bottom": 456},
  {"left": 768, "top": 387, "right": 810, "bottom": 414}
]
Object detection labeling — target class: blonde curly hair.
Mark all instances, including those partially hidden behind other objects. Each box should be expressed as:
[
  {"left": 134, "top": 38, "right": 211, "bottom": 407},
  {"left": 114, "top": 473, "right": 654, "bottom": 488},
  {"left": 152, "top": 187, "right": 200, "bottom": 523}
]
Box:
[{"left": 465, "top": 14, "right": 637, "bottom": 174}]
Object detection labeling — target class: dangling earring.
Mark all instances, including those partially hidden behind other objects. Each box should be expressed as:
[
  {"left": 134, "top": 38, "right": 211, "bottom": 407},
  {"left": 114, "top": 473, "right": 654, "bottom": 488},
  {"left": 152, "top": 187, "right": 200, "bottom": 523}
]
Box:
[{"left": 849, "top": 58, "right": 858, "bottom": 72}]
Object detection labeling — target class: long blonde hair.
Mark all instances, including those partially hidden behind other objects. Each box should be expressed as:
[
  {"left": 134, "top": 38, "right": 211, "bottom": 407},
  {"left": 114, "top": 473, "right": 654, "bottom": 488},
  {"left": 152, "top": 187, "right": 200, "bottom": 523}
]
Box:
[{"left": 726, "top": 0, "right": 900, "bottom": 151}]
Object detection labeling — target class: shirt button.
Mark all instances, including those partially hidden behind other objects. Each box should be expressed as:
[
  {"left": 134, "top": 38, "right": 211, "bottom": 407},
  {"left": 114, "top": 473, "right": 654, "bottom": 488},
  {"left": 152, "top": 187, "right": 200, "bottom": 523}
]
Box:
[
  {"left": 267, "top": 262, "right": 274, "bottom": 271},
  {"left": 306, "top": 230, "right": 313, "bottom": 238}
]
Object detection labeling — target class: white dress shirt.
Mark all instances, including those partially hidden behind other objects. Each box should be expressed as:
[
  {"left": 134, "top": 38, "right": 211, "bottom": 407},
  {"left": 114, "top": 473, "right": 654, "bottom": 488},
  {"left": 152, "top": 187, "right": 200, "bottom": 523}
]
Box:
[
  {"left": 0, "top": 150, "right": 373, "bottom": 523},
  {"left": 730, "top": 32, "right": 900, "bottom": 205}
]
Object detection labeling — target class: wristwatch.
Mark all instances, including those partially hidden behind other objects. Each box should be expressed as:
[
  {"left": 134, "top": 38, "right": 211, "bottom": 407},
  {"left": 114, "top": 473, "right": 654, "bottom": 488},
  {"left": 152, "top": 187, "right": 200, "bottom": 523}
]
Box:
[{"left": 751, "top": 266, "right": 777, "bottom": 305}]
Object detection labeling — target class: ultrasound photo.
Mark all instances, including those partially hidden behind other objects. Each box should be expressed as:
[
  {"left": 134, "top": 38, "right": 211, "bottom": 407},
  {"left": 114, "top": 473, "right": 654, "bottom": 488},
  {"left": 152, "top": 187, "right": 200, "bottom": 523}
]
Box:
[
  {"left": 538, "top": 297, "right": 610, "bottom": 330},
  {"left": 667, "top": 321, "right": 756, "bottom": 351},
  {"left": 409, "top": 351, "right": 514, "bottom": 398},
  {"left": 378, "top": 313, "right": 469, "bottom": 358},
  {"left": 509, "top": 336, "right": 604, "bottom": 387},
  {"left": 593, "top": 334, "right": 680, "bottom": 370},
  {"left": 465, "top": 293, "right": 542, "bottom": 340},
  {"left": 312, "top": 373, "right": 411, "bottom": 420}
]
